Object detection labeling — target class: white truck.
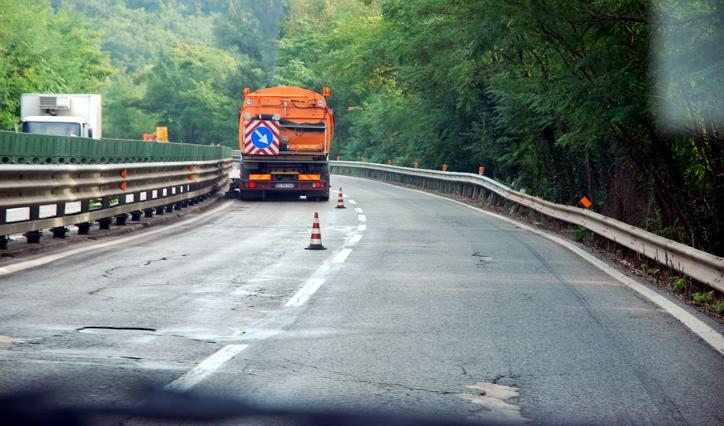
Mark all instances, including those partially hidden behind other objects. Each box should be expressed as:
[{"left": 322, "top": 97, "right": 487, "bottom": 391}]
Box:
[{"left": 20, "top": 94, "right": 102, "bottom": 139}]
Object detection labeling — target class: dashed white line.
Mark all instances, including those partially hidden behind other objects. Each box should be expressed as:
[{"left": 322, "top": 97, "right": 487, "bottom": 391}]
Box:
[
  {"left": 357, "top": 224, "right": 367, "bottom": 231},
  {"left": 165, "top": 344, "right": 248, "bottom": 391},
  {"left": 285, "top": 278, "right": 326, "bottom": 307},
  {"left": 350, "top": 234, "right": 363, "bottom": 244},
  {"left": 358, "top": 214, "right": 367, "bottom": 222},
  {"left": 349, "top": 200, "right": 357, "bottom": 205},
  {"left": 355, "top": 207, "right": 363, "bottom": 213},
  {"left": 333, "top": 248, "right": 353, "bottom": 263}
]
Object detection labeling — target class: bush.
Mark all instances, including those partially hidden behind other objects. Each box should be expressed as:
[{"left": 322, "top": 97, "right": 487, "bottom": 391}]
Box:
[
  {"left": 571, "top": 226, "right": 586, "bottom": 242},
  {"left": 692, "top": 291, "right": 714, "bottom": 306},
  {"left": 672, "top": 276, "right": 687, "bottom": 293}
]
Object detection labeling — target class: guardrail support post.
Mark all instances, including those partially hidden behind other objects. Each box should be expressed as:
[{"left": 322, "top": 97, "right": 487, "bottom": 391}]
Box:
[
  {"left": 29, "top": 206, "right": 40, "bottom": 221},
  {"left": 56, "top": 202, "right": 65, "bottom": 217},
  {"left": 77, "top": 222, "right": 90, "bottom": 234},
  {"left": 116, "top": 214, "right": 128, "bottom": 225},
  {"left": 24, "top": 230, "right": 42, "bottom": 244},
  {"left": 98, "top": 218, "right": 112, "bottom": 230},
  {"left": 50, "top": 227, "right": 68, "bottom": 239},
  {"left": 143, "top": 208, "right": 154, "bottom": 218},
  {"left": 485, "top": 192, "right": 496, "bottom": 206},
  {"left": 155, "top": 206, "right": 165, "bottom": 215},
  {"left": 0, "top": 235, "right": 8, "bottom": 249},
  {"left": 131, "top": 211, "right": 142, "bottom": 221}
]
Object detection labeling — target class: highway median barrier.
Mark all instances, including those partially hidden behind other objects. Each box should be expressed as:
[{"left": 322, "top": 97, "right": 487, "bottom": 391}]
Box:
[{"left": 0, "top": 130, "right": 233, "bottom": 246}]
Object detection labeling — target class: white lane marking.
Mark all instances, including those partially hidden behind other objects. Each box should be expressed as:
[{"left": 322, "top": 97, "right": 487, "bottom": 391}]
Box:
[
  {"left": 350, "top": 234, "right": 363, "bottom": 244},
  {"left": 285, "top": 278, "right": 326, "bottom": 307},
  {"left": 165, "top": 344, "right": 248, "bottom": 391},
  {"left": 355, "top": 207, "right": 363, "bottom": 213},
  {"left": 0, "top": 201, "right": 231, "bottom": 278},
  {"left": 333, "top": 248, "right": 352, "bottom": 264},
  {"left": 357, "top": 224, "right": 367, "bottom": 231},
  {"left": 365, "top": 178, "right": 724, "bottom": 356},
  {"left": 349, "top": 200, "right": 357, "bottom": 205},
  {"left": 358, "top": 214, "right": 367, "bottom": 222}
]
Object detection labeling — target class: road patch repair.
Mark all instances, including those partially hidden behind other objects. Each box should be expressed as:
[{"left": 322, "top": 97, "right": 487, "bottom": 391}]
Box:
[
  {"left": 0, "top": 336, "right": 25, "bottom": 347},
  {"left": 459, "top": 381, "right": 530, "bottom": 423}
]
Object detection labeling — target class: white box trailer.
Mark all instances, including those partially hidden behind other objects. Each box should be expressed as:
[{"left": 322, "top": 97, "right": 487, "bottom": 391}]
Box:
[{"left": 20, "top": 94, "right": 102, "bottom": 139}]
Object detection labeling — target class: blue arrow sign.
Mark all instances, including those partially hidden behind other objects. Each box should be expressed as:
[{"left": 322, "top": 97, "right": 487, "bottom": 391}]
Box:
[{"left": 251, "top": 125, "right": 274, "bottom": 149}]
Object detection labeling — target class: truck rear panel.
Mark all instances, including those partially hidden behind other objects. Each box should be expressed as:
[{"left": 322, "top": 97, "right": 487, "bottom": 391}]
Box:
[{"left": 236, "top": 86, "right": 333, "bottom": 201}]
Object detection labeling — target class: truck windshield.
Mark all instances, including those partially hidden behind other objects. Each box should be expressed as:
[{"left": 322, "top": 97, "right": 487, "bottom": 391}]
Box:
[{"left": 22, "top": 121, "right": 82, "bottom": 137}]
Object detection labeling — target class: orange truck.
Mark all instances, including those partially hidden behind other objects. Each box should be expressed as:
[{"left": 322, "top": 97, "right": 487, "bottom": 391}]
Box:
[{"left": 234, "top": 86, "right": 334, "bottom": 201}]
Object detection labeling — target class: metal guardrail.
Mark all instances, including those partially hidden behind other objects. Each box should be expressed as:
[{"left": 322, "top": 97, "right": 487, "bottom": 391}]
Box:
[
  {"left": 0, "top": 160, "right": 232, "bottom": 241},
  {"left": 0, "top": 130, "right": 231, "bottom": 164},
  {"left": 331, "top": 161, "right": 724, "bottom": 292}
]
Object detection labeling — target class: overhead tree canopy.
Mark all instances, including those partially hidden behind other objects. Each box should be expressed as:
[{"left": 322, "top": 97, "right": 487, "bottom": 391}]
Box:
[{"left": 274, "top": 0, "right": 723, "bottom": 254}]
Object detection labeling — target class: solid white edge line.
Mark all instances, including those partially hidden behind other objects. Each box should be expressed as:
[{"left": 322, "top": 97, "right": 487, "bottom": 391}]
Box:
[
  {"left": 360, "top": 177, "right": 724, "bottom": 356},
  {"left": 0, "top": 201, "right": 232, "bottom": 278},
  {"left": 285, "top": 278, "right": 326, "bottom": 307},
  {"left": 333, "top": 248, "right": 353, "bottom": 264},
  {"left": 165, "top": 344, "right": 248, "bottom": 391}
]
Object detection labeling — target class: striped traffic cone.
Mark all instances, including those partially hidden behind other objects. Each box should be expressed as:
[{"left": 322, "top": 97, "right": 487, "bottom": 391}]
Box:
[
  {"left": 305, "top": 212, "right": 327, "bottom": 250},
  {"left": 336, "top": 187, "right": 346, "bottom": 209}
]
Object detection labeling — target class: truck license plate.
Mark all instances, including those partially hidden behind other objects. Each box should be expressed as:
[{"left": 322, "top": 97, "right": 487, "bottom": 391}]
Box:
[{"left": 274, "top": 183, "right": 295, "bottom": 188}]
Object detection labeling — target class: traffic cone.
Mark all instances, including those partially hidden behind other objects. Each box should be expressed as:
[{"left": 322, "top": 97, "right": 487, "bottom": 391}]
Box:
[
  {"left": 336, "top": 187, "right": 346, "bottom": 209},
  {"left": 305, "top": 212, "right": 327, "bottom": 250}
]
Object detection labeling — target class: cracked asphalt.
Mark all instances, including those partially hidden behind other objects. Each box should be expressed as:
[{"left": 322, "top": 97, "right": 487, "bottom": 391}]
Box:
[{"left": 0, "top": 175, "right": 723, "bottom": 424}]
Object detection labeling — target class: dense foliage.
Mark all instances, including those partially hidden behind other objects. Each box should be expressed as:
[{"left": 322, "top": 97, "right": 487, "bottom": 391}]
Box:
[
  {"left": 0, "top": 0, "right": 112, "bottom": 130},
  {"left": 0, "top": 0, "right": 721, "bottom": 254},
  {"left": 1, "top": 0, "right": 280, "bottom": 145},
  {"left": 274, "top": 0, "right": 723, "bottom": 254}
]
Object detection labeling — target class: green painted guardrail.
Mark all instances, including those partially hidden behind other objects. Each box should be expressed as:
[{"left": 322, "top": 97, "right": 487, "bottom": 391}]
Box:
[{"left": 0, "top": 131, "right": 231, "bottom": 165}]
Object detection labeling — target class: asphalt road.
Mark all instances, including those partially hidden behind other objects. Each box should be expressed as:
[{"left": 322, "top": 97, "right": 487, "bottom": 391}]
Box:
[{"left": 0, "top": 175, "right": 722, "bottom": 424}]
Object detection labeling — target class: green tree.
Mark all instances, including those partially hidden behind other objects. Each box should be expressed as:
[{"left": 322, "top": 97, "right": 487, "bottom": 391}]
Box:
[
  {"left": 0, "top": 0, "right": 111, "bottom": 129},
  {"left": 141, "top": 44, "right": 264, "bottom": 147}
]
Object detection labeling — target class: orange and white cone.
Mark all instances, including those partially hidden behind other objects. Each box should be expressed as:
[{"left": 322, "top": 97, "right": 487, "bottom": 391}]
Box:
[
  {"left": 305, "top": 212, "right": 326, "bottom": 250},
  {"left": 336, "top": 187, "right": 346, "bottom": 209}
]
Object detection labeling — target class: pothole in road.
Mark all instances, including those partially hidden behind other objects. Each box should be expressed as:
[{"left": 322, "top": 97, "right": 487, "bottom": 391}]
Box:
[
  {"left": 459, "top": 381, "right": 530, "bottom": 423},
  {"left": 76, "top": 326, "right": 157, "bottom": 335}
]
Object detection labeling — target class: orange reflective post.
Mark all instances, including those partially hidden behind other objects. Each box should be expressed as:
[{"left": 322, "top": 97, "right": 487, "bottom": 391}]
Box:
[
  {"left": 413, "top": 161, "right": 419, "bottom": 168},
  {"left": 579, "top": 196, "right": 592, "bottom": 209},
  {"left": 479, "top": 166, "right": 485, "bottom": 175},
  {"left": 442, "top": 164, "right": 449, "bottom": 172},
  {"left": 387, "top": 159, "right": 393, "bottom": 165}
]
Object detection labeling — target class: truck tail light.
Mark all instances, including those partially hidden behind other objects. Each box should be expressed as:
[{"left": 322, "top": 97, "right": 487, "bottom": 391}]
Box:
[
  {"left": 312, "top": 182, "right": 323, "bottom": 188},
  {"left": 249, "top": 174, "right": 272, "bottom": 181},
  {"left": 298, "top": 174, "right": 321, "bottom": 181},
  {"left": 244, "top": 182, "right": 257, "bottom": 188}
]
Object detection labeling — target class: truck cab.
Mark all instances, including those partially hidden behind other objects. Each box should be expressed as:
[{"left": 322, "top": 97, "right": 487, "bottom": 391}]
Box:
[
  {"left": 21, "top": 115, "right": 94, "bottom": 138},
  {"left": 20, "top": 94, "right": 102, "bottom": 139}
]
